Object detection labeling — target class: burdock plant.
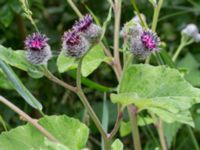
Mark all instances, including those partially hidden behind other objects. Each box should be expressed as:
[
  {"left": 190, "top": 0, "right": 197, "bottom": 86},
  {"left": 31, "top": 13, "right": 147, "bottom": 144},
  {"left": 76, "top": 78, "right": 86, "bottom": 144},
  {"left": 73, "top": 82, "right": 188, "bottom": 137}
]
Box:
[{"left": 0, "top": 0, "right": 200, "bottom": 150}]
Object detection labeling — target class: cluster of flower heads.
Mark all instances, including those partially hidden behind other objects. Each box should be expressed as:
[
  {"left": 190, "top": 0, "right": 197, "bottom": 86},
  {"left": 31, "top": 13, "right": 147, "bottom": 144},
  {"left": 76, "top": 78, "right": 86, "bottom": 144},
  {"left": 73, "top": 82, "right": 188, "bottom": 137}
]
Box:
[
  {"left": 121, "top": 15, "right": 160, "bottom": 59},
  {"left": 62, "top": 14, "right": 102, "bottom": 58},
  {"left": 24, "top": 14, "right": 102, "bottom": 64},
  {"left": 182, "top": 24, "right": 200, "bottom": 42}
]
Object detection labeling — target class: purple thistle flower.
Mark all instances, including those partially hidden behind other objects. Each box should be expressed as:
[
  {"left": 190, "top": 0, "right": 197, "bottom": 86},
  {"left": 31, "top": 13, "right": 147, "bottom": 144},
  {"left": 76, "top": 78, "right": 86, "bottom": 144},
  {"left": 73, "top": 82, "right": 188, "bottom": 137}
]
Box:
[
  {"left": 25, "top": 33, "right": 49, "bottom": 51},
  {"left": 62, "top": 30, "right": 90, "bottom": 58},
  {"left": 72, "top": 14, "right": 102, "bottom": 43},
  {"left": 24, "top": 33, "right": 52, "bottom": 64},
  {"left": 128, "top": 28, "right": 160, "bottom": 59},
  {"left": 73, "top": 14, "right": 93, "bottom": 32},
  {"left": 141, "top": 30, "right": 160, "bottom": 51}
]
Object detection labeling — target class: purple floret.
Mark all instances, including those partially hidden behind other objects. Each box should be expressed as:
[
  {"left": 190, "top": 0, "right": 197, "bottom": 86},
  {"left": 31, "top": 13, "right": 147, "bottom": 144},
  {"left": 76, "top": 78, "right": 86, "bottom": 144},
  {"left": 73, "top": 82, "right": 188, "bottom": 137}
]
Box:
[
  {"left": 141, "top": 31, "right": 159, "bottom": 50},
  {"left": 62, "top": 30, "right": 81, "bottom": 46},
  {"left": 73, "top": 14, "right": 93, "bottom": 32},
  {"left": 25, "top": 33, "right": 48, "bottom": 51}
]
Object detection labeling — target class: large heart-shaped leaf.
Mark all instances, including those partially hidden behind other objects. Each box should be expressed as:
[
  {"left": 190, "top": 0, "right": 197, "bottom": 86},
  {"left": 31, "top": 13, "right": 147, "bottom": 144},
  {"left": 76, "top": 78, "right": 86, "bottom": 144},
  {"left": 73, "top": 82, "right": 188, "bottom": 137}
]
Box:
[
  {"left": 0, "top": 45, "right": 44, "bottom": 78},
  {"left": 111, "top": 64, "right": 200, "bottom": 126},
  {"left": 57, "top": 44, "right": 110, "bottom": 77},
  {"left": 0, "top": 115, "right": 89, "bottom": 150}
]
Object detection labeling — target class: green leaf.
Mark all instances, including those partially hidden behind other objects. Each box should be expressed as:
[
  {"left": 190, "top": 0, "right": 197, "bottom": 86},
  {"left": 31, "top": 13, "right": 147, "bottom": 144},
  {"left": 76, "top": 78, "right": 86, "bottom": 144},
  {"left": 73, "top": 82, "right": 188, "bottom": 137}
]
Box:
[
  {"left": 177, "top": 53, "right": 200, "bottom": 87},
  {"left": 164, "top": 122, "right": 182, "bottom": 148},
  {"left": 57, "top": 44, "right": 108, "bottom": 77},
  {"left": 0, "top": 60, "right": 43, "bottom": 110},
  {"left": 0, "top": 45, "right": 44, "bottom": 78},
  {"left": 44, "top": 138, "right": 70, "bottom": 150},
  {"left": 120, "top": 117, "right": 153, "bottom": 137},
  {"left": 111, "top": 64, "right": 200, "bottom": 126},
  {"left": 0, "top": 115, "right": 89, "bottom": 150},
  {"left": 111, "top": 139, "right": 124, "bottom": 150},
  {"left": 0, "top": 69, "right": 13, "bottom": 90}
]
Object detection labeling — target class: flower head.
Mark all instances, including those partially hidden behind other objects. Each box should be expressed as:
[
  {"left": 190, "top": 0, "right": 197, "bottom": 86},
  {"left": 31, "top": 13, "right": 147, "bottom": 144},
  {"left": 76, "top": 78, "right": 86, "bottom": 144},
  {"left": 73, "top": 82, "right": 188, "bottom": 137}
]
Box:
[
  {"left": 73, "top": 14, "right": 93, "bottom": 32},
  {"left": 24, "top": 33, "right": 52, "bottom": 64},
  {"left": 25, "top": 33, "right": 48, "bottom": 51},
  {"left": 128, "top": 29, "right": 160, "bottom": 59},
  {"left": 72, "top": 14, "right": 102, "bottom": 43},
  {"left": 182, "top": 24, "right": 200, "bottom": 42},
  {"left": 141, "top": 30, "right": 160, "bottom": 51},
  {"left": 62, "top": 30, "right": 90, "bottom": 58}
]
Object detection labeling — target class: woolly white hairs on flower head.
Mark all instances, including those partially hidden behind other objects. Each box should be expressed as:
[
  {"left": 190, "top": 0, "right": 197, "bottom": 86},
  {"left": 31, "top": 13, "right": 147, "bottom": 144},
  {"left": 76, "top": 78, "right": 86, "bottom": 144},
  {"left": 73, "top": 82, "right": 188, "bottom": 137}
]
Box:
[
  {"left": 194, "top": 33, "right": 200, "bottom": 42},
  {"left": 26, "top": 44, "right": 52, "bottom": 64},
  {"left": 182, "top": 24, "right": 199, "bottom": 38},
  {"left": 132, "top": 13, "right": 146, "bottom": 25}
]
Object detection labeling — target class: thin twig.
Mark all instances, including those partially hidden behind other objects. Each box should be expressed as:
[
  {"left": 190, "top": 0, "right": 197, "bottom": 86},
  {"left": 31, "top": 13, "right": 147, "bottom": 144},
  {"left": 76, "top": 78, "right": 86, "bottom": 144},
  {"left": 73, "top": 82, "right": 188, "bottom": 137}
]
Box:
[
  {"left": 42, "top": 66, "right": 77, "bottom": 93},
  {"left": 107, "top": 111, "right": 123, "bottom": 140},
  {"left": 0, "top": 96, "right": 59, "bottom": 143}
]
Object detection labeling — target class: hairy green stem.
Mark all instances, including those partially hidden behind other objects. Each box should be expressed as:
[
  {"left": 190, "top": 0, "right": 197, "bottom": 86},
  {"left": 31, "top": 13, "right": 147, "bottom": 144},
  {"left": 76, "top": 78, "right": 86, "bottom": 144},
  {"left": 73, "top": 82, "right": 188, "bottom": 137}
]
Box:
[
  {"left": 152, "top": 0, "right": 164, "bottom": 32},
  {"left": 128, "top": 105, "right": 142, "bottom": 150},
  {"left": 157, "top": 119, "right": 167, "bottom": 150},
  {"left": 0, "top": 95, "right": 59, "bottom": 143},
  {"left": 172, "top": 38, "right": 194, "bottom": 62},
  {"left": 76, "top": 58, "right": 108, "bottom": 145}
]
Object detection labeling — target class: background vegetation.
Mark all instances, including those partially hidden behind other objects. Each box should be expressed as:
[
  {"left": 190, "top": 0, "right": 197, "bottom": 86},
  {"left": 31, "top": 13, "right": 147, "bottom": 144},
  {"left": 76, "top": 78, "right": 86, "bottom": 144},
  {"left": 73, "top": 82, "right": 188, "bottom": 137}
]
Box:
[{"left": 0, "top": 0, "right": 200, "bottom": 149}]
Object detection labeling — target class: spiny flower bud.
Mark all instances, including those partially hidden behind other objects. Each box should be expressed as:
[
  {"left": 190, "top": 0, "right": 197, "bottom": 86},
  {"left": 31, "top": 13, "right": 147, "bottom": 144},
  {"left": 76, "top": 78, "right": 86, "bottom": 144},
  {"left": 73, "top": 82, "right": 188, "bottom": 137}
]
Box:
[
  {"left": 73, "top": 14, "right": 102, "bottom": 43},
  {"left": 129, "top": 29, "right": 160, "bottom": 59},
  {"left": 24, "top": 33, "right": 52, "bottom": 64},
  {"left": 62, "top": 30, "right": 90, "bottom": 58}
]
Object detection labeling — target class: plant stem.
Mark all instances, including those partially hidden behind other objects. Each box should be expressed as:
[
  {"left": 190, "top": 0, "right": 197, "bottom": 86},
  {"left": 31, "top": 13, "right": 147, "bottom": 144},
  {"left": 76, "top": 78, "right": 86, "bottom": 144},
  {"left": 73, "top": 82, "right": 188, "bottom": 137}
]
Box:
[
  {"left": 152, "top": 0, "right": 164, "bottom": 32},
  {"left": 113, "top": 0, "right": 122, "bottom": 78},
  {"left": 107, "top": 111, "right": 123, "bottom": 140},
  {"left": 172, "top": 38, "right": 194, "bottom": 62},
  {"left": 187, "top": 126, "right": 200, "bottom": 150},
  {"left": 127, "top": 105, "right": 142, "bottom": 150},
  {"left": 172, "top": 43, "right": 184, "bottom": 62},
  {"left": 157, "top": 119, "right": 167, "bottom": 150},
  {"left": 67, "top": 0, "right": 83, "bottom": 18},
  {"left": 42, "top": 66, "right": 77, "bottom": 93},
  {"left": 0, "top": 95, "right": 59, "bottom": 143},
  {"left": 130, "top": 0, "right": 148, "bottom": 29},
  {"left": 76, "top": 58, "right": 107, "bottom": 142}
]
